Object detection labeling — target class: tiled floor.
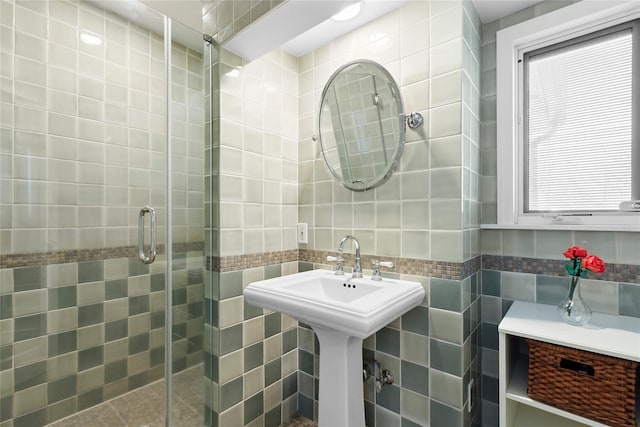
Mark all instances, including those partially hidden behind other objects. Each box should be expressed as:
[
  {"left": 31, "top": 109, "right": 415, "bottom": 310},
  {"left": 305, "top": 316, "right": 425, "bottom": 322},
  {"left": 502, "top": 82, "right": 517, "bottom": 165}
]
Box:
[
  {"left": 283, "top": 415, "right": 317, "bottom": 427},
  {"left": 48, "top": 364, "right": 316, "bottom": 427},
  {"left": 48, "top": 364, "right": 203, "bottom": 427}
]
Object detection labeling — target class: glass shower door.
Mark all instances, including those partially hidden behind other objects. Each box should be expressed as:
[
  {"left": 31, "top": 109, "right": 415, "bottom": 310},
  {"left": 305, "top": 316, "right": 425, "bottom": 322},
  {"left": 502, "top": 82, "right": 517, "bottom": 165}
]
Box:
[
  {"left": 167, "top": 18, "right": 207, "bottom": 427},
  {"left": 0, "top": 1, "right": 206, "bottom": 426}
]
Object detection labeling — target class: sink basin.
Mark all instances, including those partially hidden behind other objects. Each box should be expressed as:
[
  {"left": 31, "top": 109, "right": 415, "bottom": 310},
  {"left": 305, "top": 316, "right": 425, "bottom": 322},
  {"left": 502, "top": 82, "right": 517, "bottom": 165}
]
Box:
[
  {"left": 244, "top": 269, "right": 425, "bottom": 427},
  {"left": 244, "top": 269, "right": 425, "bottom": 338}
]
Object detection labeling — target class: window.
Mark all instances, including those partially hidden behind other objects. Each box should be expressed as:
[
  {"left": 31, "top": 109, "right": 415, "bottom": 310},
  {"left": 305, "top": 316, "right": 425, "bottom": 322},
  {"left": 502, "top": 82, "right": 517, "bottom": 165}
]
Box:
[{"left": 496, "top": 1, "right": 640, "bottom": 228}]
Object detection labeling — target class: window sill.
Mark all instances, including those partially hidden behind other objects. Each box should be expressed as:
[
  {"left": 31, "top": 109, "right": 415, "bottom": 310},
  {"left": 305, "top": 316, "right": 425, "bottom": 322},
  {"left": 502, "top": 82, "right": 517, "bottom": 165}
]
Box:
[{"left": 481, "top": 223, "right": 640, "bottom": 232}]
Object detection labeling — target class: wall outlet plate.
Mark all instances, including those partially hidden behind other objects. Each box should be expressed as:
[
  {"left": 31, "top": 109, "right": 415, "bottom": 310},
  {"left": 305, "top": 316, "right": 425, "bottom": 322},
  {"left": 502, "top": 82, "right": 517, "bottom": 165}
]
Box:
[{"left": 297, "top": 223, "right": 308, "bottom": 244}]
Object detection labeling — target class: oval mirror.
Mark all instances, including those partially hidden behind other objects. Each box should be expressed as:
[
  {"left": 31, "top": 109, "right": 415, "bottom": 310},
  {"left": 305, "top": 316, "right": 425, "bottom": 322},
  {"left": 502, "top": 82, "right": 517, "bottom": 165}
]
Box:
[{"left": 318, "top": 60, "right": 406, "bottom": 191}]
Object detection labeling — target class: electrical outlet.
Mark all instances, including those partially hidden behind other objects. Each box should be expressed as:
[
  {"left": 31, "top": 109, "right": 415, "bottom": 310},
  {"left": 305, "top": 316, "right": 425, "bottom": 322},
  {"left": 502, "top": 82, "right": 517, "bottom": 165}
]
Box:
[{"left": 297, "top": 223, "right": 308, "bottom": 244}]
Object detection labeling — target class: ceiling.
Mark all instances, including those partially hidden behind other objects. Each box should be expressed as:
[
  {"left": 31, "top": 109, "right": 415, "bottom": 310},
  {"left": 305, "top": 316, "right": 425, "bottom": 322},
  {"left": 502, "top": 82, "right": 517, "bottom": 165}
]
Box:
[
  {"left": 225, "top": 0, "right": 545, "bottom": 60},
  {"left": 472, "top": 0, "right": 542, "bottom": 23}
]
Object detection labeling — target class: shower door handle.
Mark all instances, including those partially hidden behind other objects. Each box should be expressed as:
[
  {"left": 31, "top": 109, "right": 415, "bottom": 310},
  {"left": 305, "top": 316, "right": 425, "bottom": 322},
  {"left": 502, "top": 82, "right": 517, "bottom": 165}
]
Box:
[{"left": 138, "top": 206, "right": 156, "bottom": 264}]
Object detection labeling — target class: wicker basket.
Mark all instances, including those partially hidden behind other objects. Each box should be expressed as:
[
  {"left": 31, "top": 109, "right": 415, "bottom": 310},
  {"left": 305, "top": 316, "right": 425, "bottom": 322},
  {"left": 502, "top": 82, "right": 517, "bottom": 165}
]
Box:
[{"left": 527, "top": 339, "right": 639, "bottom": 427}]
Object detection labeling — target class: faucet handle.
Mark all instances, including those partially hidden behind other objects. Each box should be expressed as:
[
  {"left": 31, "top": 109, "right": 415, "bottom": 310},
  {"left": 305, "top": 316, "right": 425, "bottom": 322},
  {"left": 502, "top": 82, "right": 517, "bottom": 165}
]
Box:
[
  {"left": 327, "top": 255, "right": 344, "bottom": 275},
  {"left": 371, "top": 260, "right": 394, "bottom": 281}
]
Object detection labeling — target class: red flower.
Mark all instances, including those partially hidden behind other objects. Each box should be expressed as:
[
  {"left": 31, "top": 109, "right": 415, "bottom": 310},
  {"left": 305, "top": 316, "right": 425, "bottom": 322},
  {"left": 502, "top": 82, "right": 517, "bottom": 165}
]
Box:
[
  {"left": 582, "top": 255, "right": 606, "bottom": 274},
  {"left": 563, "top": 246, "right": 588, "bottom": 259}
]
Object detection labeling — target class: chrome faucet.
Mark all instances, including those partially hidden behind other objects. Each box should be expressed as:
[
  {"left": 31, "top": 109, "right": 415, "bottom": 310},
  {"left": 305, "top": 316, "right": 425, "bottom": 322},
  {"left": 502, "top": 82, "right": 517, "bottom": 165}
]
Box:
[{"left": 338, "top": 235, "right": 362, "bottom": 278}]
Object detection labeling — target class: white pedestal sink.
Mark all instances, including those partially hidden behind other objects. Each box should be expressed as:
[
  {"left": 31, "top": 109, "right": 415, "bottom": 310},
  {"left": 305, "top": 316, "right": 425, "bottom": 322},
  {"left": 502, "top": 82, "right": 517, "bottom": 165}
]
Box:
[{"left": 244, "top": 269, "right": 425, "bottom": 427}]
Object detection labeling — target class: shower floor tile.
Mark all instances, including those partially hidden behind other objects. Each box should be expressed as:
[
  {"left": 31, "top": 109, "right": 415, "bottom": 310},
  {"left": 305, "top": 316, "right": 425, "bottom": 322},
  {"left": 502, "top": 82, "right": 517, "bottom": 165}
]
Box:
[{"left": 48, "top": 364, "right": 203, "bottom": 427}]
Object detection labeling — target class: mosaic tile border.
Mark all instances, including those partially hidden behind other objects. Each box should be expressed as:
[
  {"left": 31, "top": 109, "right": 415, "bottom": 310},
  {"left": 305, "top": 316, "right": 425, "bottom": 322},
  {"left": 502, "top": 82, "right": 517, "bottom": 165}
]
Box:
[
  {"left": 482, "top": 255, "right": 640, "bottom": 284},
  {"left": 207, "top": 249, "right": 300, "bottom": 272},
  {"left": 0, "top": 242, "right": 205, "bottom": 269},
  {"left": 209, "top": 249, "right": 482, "bottom": 280}
]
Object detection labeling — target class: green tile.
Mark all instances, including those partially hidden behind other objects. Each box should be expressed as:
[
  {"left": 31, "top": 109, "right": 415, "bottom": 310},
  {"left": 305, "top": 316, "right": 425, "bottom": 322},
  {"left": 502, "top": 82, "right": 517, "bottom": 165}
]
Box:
[
  {"left": 128, "top": 258, "right": 149, "bottom": 277},
  {"left": 282, "top": 372, "right": 296, "bottom": 399},
  {"left": 265, "top": 264, "right": 281, "bottom": 279},
  {"left": 172, "top": 288, "right": 187, "bottom": 305},
  {"left": 49, "top": 286, "right": 77, "bottom": 310},
  {"left": 13, "top": 407, "right": 47, "bottom": 427},
  {"left": 282, "top": 328, "right": 297, "bottom": 353},
  {"left": 430, "top": 399, "right": 461, "bottom": 427},
  {"left": 104, "top": 359, "right": 127, "bottom": 383},
  {"left": 620, "top": 283, "right": 640, "bottom": 318},
  {"left": 0, "top": 294, "right": 12, "bottom": 319},
  {"left": 481, "top": 270, "right": 500, "bottom": 297},
  {"left": 14, "top": 313, "right": 46, "bottom": 341},
  {"left": 402, "top": 417, "right": 422, "bottom": 427},
  {"left": 481, "top": 322, "right": 499, "bottom": 351},
  {"left": 128, "top": 295, "right": 149, "bottom": 316},
  {"left": 264, "top": 358, "right": 281, "bottom": 387},
  {"left": 78, "top": 346, "right": 103, "bottom": 371},
  {"left": 150, "top": 273, "right": 165, "bottom": 292},
  {"left": 128, "top": 371, "right": 149, "bottom": 391},
  {"left": 430, "top": 279, "right": 462, "bottom": 312},
  {"left": 376, "top": 327, "right": 400, "bottom": 357},
  {"left": 299, "top": 350, "right": 313, "bottom": 375},
  {"left": 220, "top": 324, "right": 242, "bottom": 355},
  {"left": 244, "top": 342, "right": 263, "bottom": 372},
  {"left": 77, "top": 387, "right": 103, "bottom": 410},
  {"left": 220, "top": 377, "right": 243, "bottom": 411},
  {"left": 430, "top": 339, "right": 462, "bottom": 376},
  {"left": 47, "top": 396, "right": 77, "bottom": 424},
  {"left": 377, "top": 383, "right": 400, "bottom": 413},
  {"left": 244, "top": 300, "right": 262, "bottom": 320},
  {"left": 219, "top": 271, "right": 242, "bottom": 299},
  {"left": 78, "top": 303, "right": 103, "bottom": 327},
  {"left": 150, "top": 347, "right": 163, "bottom": 367},
  {"left": 128, "top": 333, "right": 149, "bottom": 355},
  {"left": 0, "top": 344, "right": 11, "bottom": 370},
  {"left": 48, "top": 330, "right": 77, "bottom": 357},
  {"left": 265, "top": 405, "right": 281, "bottom": 427},
  {"left": 0, "top": 395, "right": 12, "bottom": 422},
  {"left": 188, "top": 269, "right": 203, "bottom": 285},
  {"left": 14, "top": 360, "right": 47, "bottom": 391},
  {"left": 264, "top": 312, "right": 281, "bottom": 338},
  {"left": 105, "top": 319, "right": 128, "bottom": 342},
  {"left": 402, "top": 306, "right": 429, "bottom": 336},
  {"left": 78, "top": 261, "right": 104, "bottom": 283},
  {"left": 105, "top": 279, "right": 128, "bottom": 300},
  {"left": 401, "top": 360, "right": 429, "bottom": 396},
  {"left": 13, "top": 266, "right": 45, "bottom": 292},
  {"left": 151, "top": 311, "right": 164, "bottom": 329},
  {"left": 48, "top": 375, "right": 77, "bottom": 403},
  {"left": 244, "top": 390, "right": 263, "bottom": 424},
  {"left": 536, "top": 275, "right": 570, "bottom": 305}
]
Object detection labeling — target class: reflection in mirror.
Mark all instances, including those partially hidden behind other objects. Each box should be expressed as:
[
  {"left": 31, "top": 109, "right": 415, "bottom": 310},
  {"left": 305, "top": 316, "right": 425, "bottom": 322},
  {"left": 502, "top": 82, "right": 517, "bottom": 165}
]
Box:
[{"left": 319, "top": 60, "right": 405, "bottom": 191}]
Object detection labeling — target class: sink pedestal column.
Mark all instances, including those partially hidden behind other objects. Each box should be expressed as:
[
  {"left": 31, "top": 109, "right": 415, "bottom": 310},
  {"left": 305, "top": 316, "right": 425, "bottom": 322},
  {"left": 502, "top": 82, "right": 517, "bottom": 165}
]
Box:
[{"left": 314, "top": 326, "right": 366, "bottom": 427}]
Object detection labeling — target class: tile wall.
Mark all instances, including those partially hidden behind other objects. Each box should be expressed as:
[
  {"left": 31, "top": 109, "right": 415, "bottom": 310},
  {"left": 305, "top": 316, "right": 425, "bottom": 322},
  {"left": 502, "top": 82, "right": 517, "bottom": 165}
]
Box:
[
  {"left": 0, "top": 1, "right": 206, "bottom": 425},
  {"left": 297, "top": 1, "right": 483, "bottom": 426},
  {"left": 203, "top": 43, "right": 302, "bottom": 426},
  {"left": 477, "top": 2, "right": 640, "bottom": 426},
  {"left": 202, "top": 0, "right": 285, "bottom": 47}
]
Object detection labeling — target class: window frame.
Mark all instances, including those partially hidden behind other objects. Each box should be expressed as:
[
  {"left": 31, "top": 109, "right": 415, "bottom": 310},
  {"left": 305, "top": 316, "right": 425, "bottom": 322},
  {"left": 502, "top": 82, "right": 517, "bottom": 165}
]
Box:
[{"left": 495, "top": 0, "right": 640, "bottom": 230}]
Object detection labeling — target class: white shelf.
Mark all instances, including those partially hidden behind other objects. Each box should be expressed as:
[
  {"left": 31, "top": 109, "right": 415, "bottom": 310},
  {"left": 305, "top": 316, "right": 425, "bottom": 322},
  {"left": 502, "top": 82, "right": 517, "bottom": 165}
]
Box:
[
  {"left": 499, "top": 302, "right": 640, "bottom": 362},
  {"left": 499, "top": 301, "right": 640, "bottom": 427}
]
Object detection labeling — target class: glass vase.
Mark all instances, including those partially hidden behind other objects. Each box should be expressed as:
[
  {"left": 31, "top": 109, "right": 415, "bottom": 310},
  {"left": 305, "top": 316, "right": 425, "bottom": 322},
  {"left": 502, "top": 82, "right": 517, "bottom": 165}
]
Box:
[{"left": 557, "top": 278, "right": 592, "bottom": 326}]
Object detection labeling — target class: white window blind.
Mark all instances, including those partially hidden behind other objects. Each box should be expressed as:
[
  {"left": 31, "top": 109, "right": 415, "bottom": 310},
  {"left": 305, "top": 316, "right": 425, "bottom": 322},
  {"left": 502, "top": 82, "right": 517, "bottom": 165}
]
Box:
[{"left": 525, "top": 29, "right": 633, "bottom": 212}]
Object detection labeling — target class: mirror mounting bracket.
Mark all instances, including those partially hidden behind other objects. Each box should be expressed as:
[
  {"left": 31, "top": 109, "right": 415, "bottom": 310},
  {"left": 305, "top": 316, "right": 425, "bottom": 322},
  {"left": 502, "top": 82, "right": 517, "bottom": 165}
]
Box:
[{"left": 405, "top": 112, "right": 424, "bottom": 129}]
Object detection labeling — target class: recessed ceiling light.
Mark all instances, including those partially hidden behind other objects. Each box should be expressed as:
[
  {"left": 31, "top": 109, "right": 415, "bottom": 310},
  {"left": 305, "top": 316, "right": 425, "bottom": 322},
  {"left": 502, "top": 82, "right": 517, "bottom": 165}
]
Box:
[{"left": 332, "top": 2, "right": 361, "bottom": 21}]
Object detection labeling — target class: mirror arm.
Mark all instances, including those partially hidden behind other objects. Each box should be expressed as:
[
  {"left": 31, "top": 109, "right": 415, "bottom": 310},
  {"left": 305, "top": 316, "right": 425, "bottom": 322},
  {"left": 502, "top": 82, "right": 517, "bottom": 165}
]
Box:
[{"left": 405, "top": 112, "right": 424, "bottom": 129}]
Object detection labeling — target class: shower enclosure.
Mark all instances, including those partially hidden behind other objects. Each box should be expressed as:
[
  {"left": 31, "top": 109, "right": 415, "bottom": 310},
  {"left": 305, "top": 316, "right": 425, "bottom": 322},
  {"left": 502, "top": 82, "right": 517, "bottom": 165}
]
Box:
[{"left": 0, "top": 1, "right": 210, "bottom": 425}]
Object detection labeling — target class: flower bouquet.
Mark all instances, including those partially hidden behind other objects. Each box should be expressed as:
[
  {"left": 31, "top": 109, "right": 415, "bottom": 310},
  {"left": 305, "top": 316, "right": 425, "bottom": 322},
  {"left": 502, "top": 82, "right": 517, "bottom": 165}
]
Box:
[{"left": 558, "top": 246, "right": 606, "bottom": 326}]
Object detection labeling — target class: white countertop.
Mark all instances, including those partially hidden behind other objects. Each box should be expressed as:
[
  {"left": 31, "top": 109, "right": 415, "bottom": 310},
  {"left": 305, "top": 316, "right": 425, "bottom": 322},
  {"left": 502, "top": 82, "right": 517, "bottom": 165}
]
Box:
[{"left": 499, "top": 301, "right": 640, "bottom": 362}]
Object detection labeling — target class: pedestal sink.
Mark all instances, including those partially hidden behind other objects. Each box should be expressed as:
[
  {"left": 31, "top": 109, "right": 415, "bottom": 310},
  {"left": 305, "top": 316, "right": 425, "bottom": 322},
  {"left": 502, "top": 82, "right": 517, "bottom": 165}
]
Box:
[{"left": 244, "top": 269, "right": 425, "bottom": 427}]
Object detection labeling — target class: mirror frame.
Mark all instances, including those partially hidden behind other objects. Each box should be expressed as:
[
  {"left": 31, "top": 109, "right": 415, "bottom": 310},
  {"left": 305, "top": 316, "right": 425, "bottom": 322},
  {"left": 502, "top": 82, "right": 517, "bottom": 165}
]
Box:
[{"left": 317, "top": 59, "right": 406, "bottom": 192}]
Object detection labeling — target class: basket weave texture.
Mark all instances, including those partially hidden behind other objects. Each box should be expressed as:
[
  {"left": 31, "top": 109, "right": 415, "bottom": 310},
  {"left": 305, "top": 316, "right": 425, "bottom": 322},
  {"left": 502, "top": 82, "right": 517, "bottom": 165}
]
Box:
[{"left": 527, "top": 339, "right": 638, "bottom": 427}]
